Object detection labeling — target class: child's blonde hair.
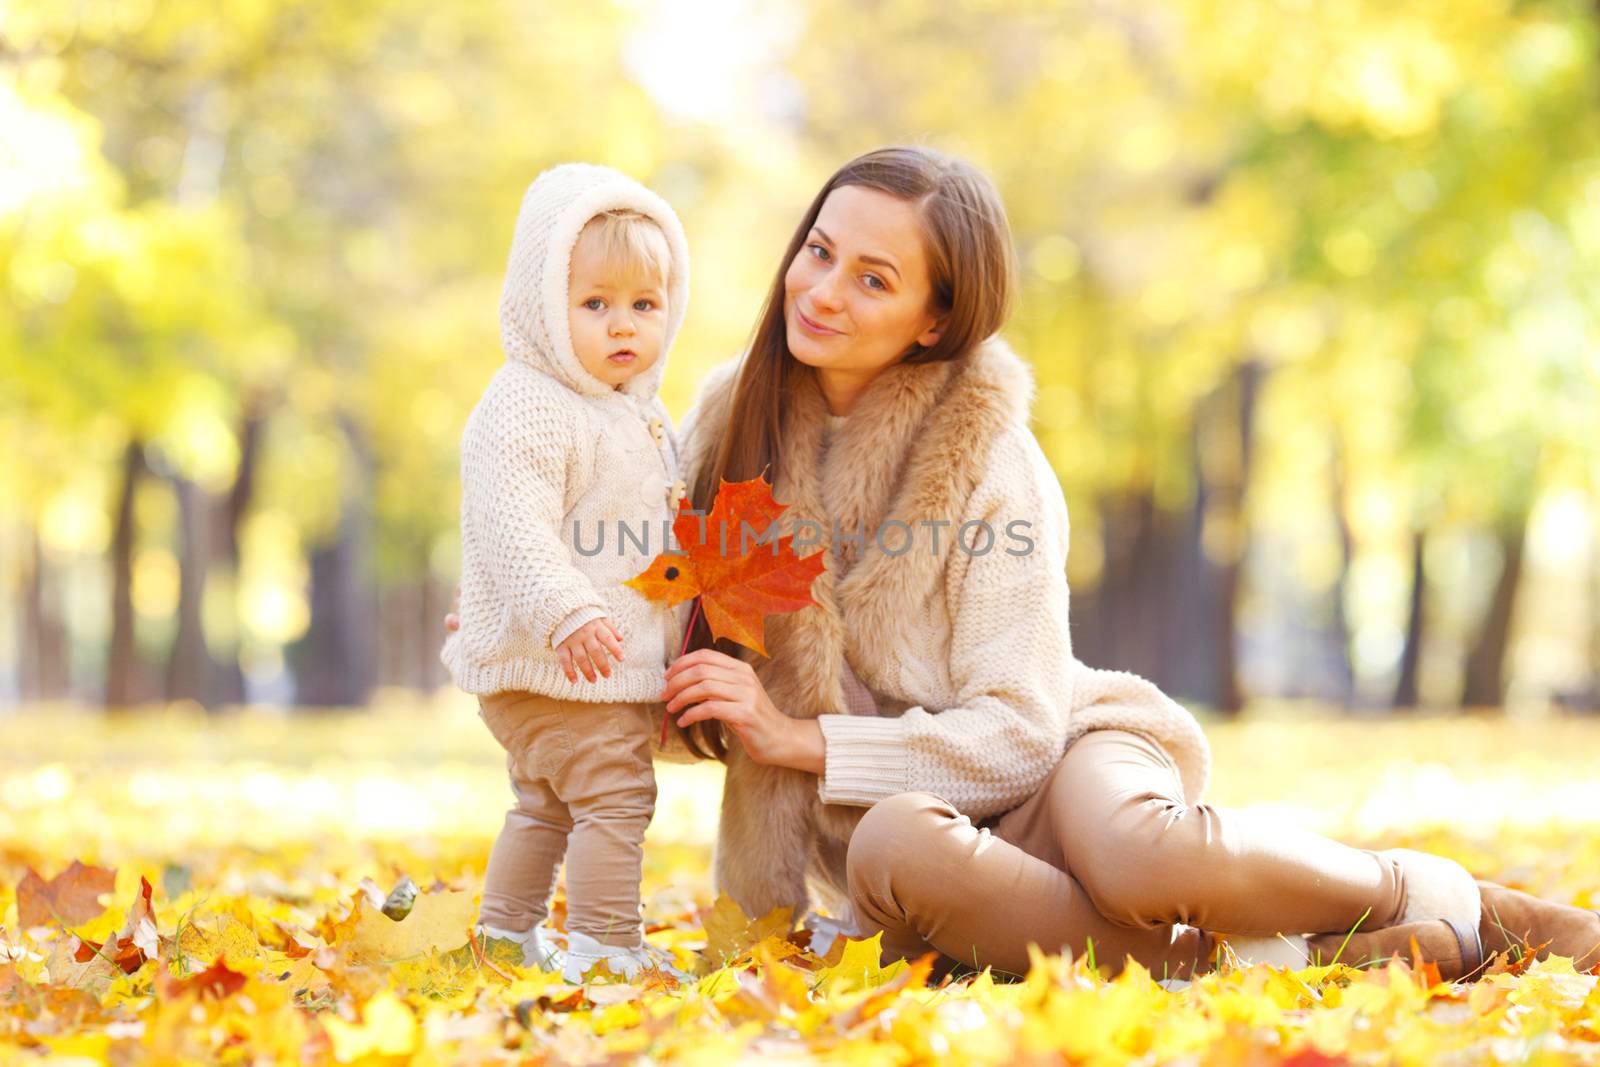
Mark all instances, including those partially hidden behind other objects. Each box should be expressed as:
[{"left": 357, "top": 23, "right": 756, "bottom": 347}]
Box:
[{"left": 581, "top": 209, "right": 671, "bottom": 290}]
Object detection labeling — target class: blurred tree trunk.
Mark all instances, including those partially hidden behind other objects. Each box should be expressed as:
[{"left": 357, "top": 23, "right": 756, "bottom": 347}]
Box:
[
  {"left": 1589, "top": 535, "right": 1600, "bottom": 712},
  {"left": 420, "top": 565, "right": 446, "bottom": 692},
  {"left": 106, "top": 439, "right": 147, "bottom": 707},
  {"left": 210, "top": 406, "right": 264, "bottom": 706},
  {"left": 19, "top": 528, "right": 70, "bottom": 701},
  {"left": 292, "top": 416, "right": 376, "bottom": 708},
  {"left": 376, "top": 579, "right": 417, "bottom": 688},
  {"left": 1325, "top": 446, "right": 1358, "bottom": 707},
  {"left": 1075, "top": 489, "right": 1178, "bottom": 685},
  {"left": 1593, "top": 534, "right": 1600, "bottom": 706},
  {"left": 1460, "top": 519, "right": 1527, "bottom": 709},
  {"left": 1164, "top": 359, "right": 1261, "bottom": 715},
  {"left": 166, "top": 474, "right": 221, "bottom": 707},
  {"left": 374, "top": 549, "right": 447, "bottom": 693},
  {"left": 1393, "top": 529, "right": 1428, "bottom": 708},
  {"left": 376, "top": 582, "right": 402, "bottom": 687}
]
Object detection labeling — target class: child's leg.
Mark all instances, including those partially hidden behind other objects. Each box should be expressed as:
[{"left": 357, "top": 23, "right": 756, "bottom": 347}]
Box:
[
  {"left": 551, "top": 702, "right": 658, "bottom": 949},
  {"left": 477, "top": 692, "right": 576, "bottom": 933},
  {"left": 479, "top": 769, "right": 571, "bottom": 932}
]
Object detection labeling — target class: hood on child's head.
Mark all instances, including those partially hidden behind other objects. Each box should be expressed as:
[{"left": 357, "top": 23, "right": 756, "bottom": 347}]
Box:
[{"left": 498, "top": 162, "right": 690, "bottom": 401}]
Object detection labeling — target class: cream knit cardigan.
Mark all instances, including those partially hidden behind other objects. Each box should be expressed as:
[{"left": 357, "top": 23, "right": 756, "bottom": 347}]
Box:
[{"left": 440, "top": 163, "right": 691, "bottom": 703}]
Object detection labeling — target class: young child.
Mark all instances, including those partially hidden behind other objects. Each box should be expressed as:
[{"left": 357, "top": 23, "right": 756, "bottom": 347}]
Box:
[{"left": 441, "top": 162, "right": 691, "bottom": 981}]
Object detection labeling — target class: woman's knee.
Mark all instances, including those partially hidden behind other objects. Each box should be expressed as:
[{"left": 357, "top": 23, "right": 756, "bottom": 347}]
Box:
[
  {"left": 1076, "top": 794, "right": 1253, "bottom": 929},
  {"left": 845, "top": 792, "right": 958, "bottom": 898},
  {"left": 1051, "top": 734, "right": 1210, "bottom": 927},
  {"left": 1072, "top": 801, "right": 1188, "bottom": 926}
]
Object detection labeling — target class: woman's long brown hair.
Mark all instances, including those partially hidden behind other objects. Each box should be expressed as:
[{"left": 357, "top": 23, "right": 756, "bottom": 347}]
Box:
[{"left": 675, "top": 145, "right": 1016, "bottom": 761}]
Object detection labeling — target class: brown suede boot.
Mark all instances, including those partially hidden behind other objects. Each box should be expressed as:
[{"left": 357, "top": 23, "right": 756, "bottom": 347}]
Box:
[
  {"left": 1475, "top": 881, "right": 1600, "bottom": 972},
  {"left": 1305, "top": 917, "right": 1485, "bottom": 981},
  {"left": 1305, "top": 887, "right": 1600, "bottom": 981}
]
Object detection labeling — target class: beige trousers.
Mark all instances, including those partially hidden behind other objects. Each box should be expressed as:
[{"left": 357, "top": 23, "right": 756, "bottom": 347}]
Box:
[
  {"left": 847, "top": 729, "right": 1409, "bottom": 980},
  {"left": 476, "top": 690, "right": 657, "bottom": 947}
]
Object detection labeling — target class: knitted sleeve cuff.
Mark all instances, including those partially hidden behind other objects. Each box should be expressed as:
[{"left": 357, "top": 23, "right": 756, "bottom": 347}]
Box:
[
  {"left": 550, "top": 604, "right": 610, "bottom": 649},
  {"left": 816, "top": 714, "right": 910, "bottom": 807},
  {"left": 532, "top": 580, "right": 607, "bottom": 648}
]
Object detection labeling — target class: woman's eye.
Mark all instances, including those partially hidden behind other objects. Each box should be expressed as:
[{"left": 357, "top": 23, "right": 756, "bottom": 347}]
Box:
[
  {"left": 863, "top": 274, "right": 887, "bottom": 291},
  {"left": 584, "top": 298, "right": 605, "bottom": 310},
  {"left": 809, "top": 242, "right": 830, "bottom": 261}
]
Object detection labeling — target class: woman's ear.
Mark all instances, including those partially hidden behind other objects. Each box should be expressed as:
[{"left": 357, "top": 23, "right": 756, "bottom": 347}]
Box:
[{"left": 914, "top": 316, "right": 945, "bottom": 349}]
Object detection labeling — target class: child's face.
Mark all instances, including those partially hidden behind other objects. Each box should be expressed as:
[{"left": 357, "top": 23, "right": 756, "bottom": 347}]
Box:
[{"left": 567, "top": 221, "right": 669, "bottom": 391}]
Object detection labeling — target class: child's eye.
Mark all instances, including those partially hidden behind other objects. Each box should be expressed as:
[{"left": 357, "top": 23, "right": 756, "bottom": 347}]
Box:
[
  {"left": 583, "top": 297, "right": 605, "bottom": 311},
  {"left": 808, "top": 242, "right": 830, "bottom": 262},
  {"left": 863, "top": 274, "right": 887, "bottom": 291},
  {"left": 633, "top": 298, "right": 656, "bottom": 311}
]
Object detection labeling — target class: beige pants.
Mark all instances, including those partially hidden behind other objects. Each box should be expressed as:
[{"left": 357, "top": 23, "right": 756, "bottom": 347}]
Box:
[
  {"left": 476, "top": 690, "right": 657, "bottom": 947},
  {"left": 847, "top": 729, "right": 1408, "bottom": 980}
]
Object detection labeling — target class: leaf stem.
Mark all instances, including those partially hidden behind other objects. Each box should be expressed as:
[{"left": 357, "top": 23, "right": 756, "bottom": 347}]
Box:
[
  {"left": 661, "top": 597, "right": 703, "bottom": 746},
  {"left": 679, "top": 597, "right": 701, "bottom": 659}
]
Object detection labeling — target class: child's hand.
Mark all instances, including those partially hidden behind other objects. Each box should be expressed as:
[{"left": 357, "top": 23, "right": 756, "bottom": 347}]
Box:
[{"left": 557, "top": 618, "right": 624, "bottom": 683}]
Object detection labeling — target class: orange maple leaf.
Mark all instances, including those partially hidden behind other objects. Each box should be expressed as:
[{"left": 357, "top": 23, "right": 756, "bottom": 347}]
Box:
[
  {"left": 627, "top": 475, "right": 826, "bottom": 744},
  {"left": 159, "top": 956, "right": 250, "bottom": 1000},
  {"left": 16, "top": 861, "right": 116, "bottom": 928},
  {"left": 626, "top": 474, "right": 826, "bottom": 659}
]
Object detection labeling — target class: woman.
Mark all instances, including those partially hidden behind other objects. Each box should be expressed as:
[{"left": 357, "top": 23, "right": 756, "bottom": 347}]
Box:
[{"left": 465, "top": 146, "right": 1600, "bottom": 982}]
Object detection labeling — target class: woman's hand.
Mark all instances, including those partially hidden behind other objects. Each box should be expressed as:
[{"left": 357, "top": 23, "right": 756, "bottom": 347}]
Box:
[
  {"left": 664, "top": 649, "right": 825, "bottom": 774},
  {"left": 444, "top": 585, "right": 460, "bottom": 633}
]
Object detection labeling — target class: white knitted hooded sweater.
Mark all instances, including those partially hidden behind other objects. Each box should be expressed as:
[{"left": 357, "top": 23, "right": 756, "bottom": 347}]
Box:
[{"left": 440, "top": 163, "right": 691, "bottom": 702}]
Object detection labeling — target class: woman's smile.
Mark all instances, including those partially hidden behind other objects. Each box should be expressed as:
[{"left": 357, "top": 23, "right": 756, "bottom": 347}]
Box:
[{"left": 794, "top": 305, "right": 844, "bottom": 337}]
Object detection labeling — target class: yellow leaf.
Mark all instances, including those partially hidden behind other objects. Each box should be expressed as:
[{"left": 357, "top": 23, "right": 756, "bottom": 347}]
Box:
[
  {"left": 178, "top": 913, "right": 262, "bottom": 971},
  {"left": 498, "top": 973, "right": 577, "bottom": 1005},
  {"left": 740, "top": 941, "right": 813, "bottom": 1019},
  {"left": 695, "top": 967, "right": 740, "bottom": 1001},
  {"left": 965, "top": 967, "right": 997, "bottom": 998},
  {"left": 749, "top": 933, "right": 805, "bottom": 965},
  {"left": 590, "top": 1000, "right": 642, "bottom": 1035},
  {"left": 1208, "top": 988, "right": 1284, "bottom": 1028},
  {"left": 218, "top": 914, "right": 263, "bottom": 963},
  {"left": 74, "top": 904, "right": 125, "bottom": 946},
  {"left": 42, "top": 1032, "right": 112, "bottom": 1060},
  {"left": 828, "top": 953, "right": 935, "bottom": 1033},
  {"left": 699, "top": 894, "right": 794, "bottom": 971},
  {"left": 323, "top": 991, "right": 417, "bottom": 1061},
  {"left": 341, "top": 889, "right": 474, "bottom": 963},
  {"left": 259, "top": 952, "right": 329, "bottom": 995},
  {"left": 815, "top": 932, "right": 884, "bottom": 997}
]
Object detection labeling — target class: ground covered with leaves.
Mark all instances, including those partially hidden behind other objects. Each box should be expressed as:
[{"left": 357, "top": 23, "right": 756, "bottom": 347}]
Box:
[{"left": 3, "top": 700, "right": 1600, "bottom": 1065}]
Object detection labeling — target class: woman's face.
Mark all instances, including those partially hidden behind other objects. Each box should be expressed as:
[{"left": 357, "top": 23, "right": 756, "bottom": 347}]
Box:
[{"left": 783, "top": 185, "right": 944, "bottom": 376}]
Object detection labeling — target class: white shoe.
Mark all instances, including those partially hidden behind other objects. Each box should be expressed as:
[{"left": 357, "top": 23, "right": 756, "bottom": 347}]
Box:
[
  {"left": 475, "top": 921, "right": 567, "bottom": 973},
  {"left": 561, "top": 930, "right": 692, "bottom": 983}
]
